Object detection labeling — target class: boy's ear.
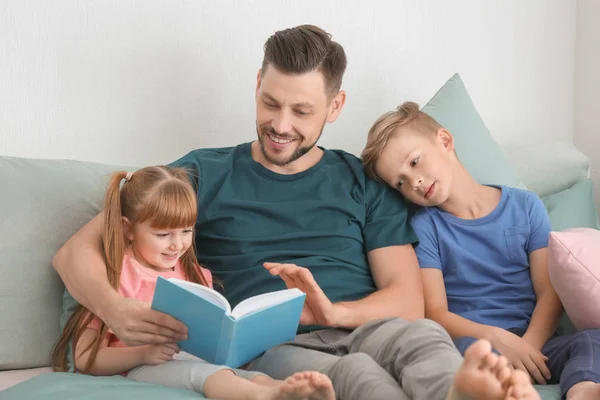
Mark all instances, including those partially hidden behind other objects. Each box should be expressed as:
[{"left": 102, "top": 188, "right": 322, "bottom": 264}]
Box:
[
  {"left": 122, "top": 217, "right": 134, "bottom": 241},
  {"left": 437, "top": 128, "right": 455, "bottom": 152}
]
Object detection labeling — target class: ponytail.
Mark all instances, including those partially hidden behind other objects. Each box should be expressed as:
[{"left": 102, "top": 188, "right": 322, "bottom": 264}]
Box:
[{"left": 51, "top": 171, "right": 130, "bottom": 373}]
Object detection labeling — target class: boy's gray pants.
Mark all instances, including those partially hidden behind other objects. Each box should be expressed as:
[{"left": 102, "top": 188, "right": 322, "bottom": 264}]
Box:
[{"left": 248, "top": 317, "right": 463, "bottom": 400}]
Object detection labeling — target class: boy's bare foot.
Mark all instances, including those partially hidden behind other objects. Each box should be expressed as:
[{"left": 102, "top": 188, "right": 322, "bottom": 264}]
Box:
[
  {"left": 565, "top": 381, "right": 600, "bottom": 400},
  {"left": 447, "top": 339, "right": 514, "bottom": 400},
  {"left": 262, "top": 371, "right": 335, "bottom": 400}
]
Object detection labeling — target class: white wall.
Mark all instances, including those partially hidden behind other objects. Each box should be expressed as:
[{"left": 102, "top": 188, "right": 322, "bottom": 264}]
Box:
[
  {"left": 574, "top": 0, "right": 600, "bottom": 208},
  {"left": 0, "top": 0, "right": 576, "bottom": 167}
]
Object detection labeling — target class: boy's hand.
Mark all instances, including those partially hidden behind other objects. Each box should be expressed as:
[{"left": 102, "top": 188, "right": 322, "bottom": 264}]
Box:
[
  {"left": 264, "top": 262, "right": 340, "bottom": 327},
  {"left": 489, "top": 327, "right": 551, "bottom": 385},
  {"left": 142, "top": 343, "right": 179, "bottom": 365}
]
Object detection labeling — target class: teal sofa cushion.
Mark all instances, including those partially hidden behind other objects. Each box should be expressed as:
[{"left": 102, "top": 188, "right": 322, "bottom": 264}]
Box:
[
  {"left": 1, "top": 372, "right": 208, "bottom": 399},
  {"left": 542, "top": 179, "right": 600, "bottom": 232},
  {"left": 421, "top": 73, "right": 526, "bottom": 190}
]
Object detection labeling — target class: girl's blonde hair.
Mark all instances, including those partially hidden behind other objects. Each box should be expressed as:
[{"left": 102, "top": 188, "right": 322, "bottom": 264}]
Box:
[
  {"left": 361, "top": 102, "right": 443, "bottom": 181},
  {"left": 51, "top": 166, "right": 208, "bottom": 373}
]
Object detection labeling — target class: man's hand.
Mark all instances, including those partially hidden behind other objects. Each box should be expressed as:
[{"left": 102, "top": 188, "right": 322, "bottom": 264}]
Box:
[
  {"left": 142, "top": 343, "right": 180, "bottom": 365},
  {"left": 104, "top": 297, "right": 188, "bottom": 346},
  {"left": 489, "top": 327, "right": 551, "bottom": 385},
  {"left": 264, "top": 262, "right": 344, "bottom": 327}
]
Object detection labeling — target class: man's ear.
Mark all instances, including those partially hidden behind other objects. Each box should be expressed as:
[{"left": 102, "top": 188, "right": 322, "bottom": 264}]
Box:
[
  {"left": 122, "top": 217, "right": 134, "bottom": 241},
  {"left": 437, "top": 128, "right": 455, "bottom": 153},
  {"left": 326, "top": 90, "right": 346, "bottom": 123},
  {"left": 255, "top": 69, "right": 262, "bottom": 99}
]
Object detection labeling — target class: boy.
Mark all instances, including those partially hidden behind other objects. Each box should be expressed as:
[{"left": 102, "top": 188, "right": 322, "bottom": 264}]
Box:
[{"left": 361, "top": 101, "right": 600, "bottom": 400}]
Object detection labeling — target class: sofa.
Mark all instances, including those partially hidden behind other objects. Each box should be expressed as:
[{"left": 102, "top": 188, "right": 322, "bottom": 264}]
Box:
[{"left": 1, "top": 74, "right": 598, "bottom": 399}]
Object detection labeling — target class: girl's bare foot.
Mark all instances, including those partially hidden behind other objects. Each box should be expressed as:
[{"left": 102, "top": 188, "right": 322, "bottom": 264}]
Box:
[{"left": 261, "top": 371, "right": 335, "bottom": 400}]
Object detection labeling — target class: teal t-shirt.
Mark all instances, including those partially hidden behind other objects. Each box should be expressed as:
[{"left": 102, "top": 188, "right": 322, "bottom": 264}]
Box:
[{"left": 171, "top": 142, "right": 417, "bottom": 332}]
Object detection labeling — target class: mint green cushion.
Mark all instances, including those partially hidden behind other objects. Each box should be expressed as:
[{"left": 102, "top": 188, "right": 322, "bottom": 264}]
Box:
[
  {"left": 0, "top": 156, "right": 131, "bottom": 370},
  {"left": 535, "top": 384, "right": 561, "bottom": 399},
  {"left": 1, "top": 373, "right": 208, "bottom": 399},
  {"left": 542, "top": 179, "right": 600, "bottom": 232},
  {"left": 422, "top": 73, "right": 526, "bottom": 190}
]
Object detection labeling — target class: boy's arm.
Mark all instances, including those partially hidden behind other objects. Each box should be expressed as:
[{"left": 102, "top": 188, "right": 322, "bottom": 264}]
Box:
[
  {"left": 523, "top": 248, "right": 564, "bottom": 350},
  {"left": 421, "top": 268, "right": 496, "bottom": 339},
  {"left": 422, "top": 268, "right": 551, "bottom": 384},
  {"left": 53, "top": 212, "right": 187, "bottom": 345},
  {"left": 522, "top": 194, "right": 563, "bottom": 350},
  {"left": 75, "top": 328, "right": 146, "bottom": 375}
]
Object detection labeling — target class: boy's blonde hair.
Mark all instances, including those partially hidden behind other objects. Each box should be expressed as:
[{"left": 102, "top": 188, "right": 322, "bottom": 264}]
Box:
[{"left": 362, "top": 102, "right": 443, "bottom": 181}]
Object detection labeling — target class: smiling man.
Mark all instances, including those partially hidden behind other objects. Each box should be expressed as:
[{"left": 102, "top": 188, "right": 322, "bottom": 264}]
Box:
[{"left": 52, "top": 24, "right": 528, "bottom": 400}]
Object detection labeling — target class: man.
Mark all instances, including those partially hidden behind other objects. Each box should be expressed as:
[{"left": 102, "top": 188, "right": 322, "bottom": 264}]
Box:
[{"left": 54, "top": 24, "right": 529, "bottom": 400}]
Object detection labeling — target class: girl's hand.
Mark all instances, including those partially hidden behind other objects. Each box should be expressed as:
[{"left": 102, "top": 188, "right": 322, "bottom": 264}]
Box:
[{"left": 142, "top": 343, "right": 180, "bottom": 365}]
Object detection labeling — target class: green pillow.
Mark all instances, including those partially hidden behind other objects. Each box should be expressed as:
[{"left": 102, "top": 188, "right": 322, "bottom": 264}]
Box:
[
  {"left": 422, "top": 73, "right": 527, "bottom": 190},
  {"left": 542, "top": 179, "right": 600, "bottom": 232},
  {"left": 0, "top": 156, "right": 131, "bottom": 370}
]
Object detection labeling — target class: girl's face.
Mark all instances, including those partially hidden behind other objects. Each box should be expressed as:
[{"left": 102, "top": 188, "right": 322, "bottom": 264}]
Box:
[{"left": 125, "top": 219, "right": 194, "bottom": 271}]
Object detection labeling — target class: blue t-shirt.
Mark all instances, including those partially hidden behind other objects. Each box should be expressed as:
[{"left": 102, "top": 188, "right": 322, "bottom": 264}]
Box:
[
  {"left": 411, "top": 186, "right": 551, "bottom": 331},
  {"left": 171, "top": 143, "right": 417, "bottom": 332}
]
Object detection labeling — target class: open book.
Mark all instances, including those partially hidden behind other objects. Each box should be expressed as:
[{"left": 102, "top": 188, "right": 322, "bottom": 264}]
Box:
[{"left": 151, "top": 277, "right": 306, "bottom": 368}]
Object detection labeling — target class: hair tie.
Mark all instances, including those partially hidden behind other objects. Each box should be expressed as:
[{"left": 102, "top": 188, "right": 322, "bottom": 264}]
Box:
[{"left": 125, "top": 171, "right": 133, "bottom": 182}]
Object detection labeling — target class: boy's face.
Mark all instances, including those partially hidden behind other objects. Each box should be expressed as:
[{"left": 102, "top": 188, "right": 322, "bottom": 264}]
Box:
[
  {"left": 255, "top": 65, "right": 344, "bottom": 168},
  {"left": 374, "top": 127, "right": 456, "bottom": 207}
]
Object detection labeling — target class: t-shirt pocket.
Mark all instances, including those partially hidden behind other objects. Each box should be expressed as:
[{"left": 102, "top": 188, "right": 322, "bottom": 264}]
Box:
[{"left": 504, "top": 224, "right": 530, "bottom": 262}]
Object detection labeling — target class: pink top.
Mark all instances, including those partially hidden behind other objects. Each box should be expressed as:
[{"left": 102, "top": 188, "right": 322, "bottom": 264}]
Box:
[{"left": 89, "top": 248, "right": 213, "bottom": 349}]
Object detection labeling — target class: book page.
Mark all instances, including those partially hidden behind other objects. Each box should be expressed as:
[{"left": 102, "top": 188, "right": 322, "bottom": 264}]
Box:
[
  {"left": 231, "top": 288, "right": 303, "bottom": 319},
  {"left": 168, "top": 278, "right": 232, "bottom": 314}
]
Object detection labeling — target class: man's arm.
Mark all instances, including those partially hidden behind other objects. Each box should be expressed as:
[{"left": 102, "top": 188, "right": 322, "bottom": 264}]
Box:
[
  {"left": 53, "top": 212, "right": 115, "bottom": 318},
  {"left": 53, "top": 212, "right": 187, "bottom": 345},
  {"left": 265, "top": 244, "right": 423, "bottom": 330},
  {"left": 333, "top": 244, "right": 424, "bottom": 327},
  {"left": 522, "top": 248, "right": 564, "bottom": 350}
]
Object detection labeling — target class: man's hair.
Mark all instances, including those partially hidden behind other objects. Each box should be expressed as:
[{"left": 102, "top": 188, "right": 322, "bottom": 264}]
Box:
[
  {"left": 261, "top": 24, "right": 347, "bottom": 98},
  {"left": 362, "top": 102, "right": 443, "bottom": 181}
]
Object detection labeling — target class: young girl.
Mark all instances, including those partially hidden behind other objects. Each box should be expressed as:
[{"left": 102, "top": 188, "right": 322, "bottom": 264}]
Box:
[{"left": 51, "top": 166, "right": 335, "bottom": 400}]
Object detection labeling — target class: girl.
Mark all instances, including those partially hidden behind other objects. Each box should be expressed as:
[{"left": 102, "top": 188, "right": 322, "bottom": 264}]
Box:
[{"left": 51, "top": 166, "right": 335, "bottom": 400}]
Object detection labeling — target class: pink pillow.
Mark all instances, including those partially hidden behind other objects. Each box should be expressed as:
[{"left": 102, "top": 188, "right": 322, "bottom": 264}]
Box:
[{"left": 548, "top": 228, "right": 600, "bottom": 330}]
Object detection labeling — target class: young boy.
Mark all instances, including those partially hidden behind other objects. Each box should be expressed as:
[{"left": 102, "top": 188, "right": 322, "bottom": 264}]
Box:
[{"left": 361, "top": 101, "right": 600, "bottom": 400}]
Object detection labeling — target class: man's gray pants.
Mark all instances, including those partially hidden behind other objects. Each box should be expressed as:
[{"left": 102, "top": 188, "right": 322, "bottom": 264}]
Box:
[{"left": 248, "top": 318, "right": 463, "bottom": 400}]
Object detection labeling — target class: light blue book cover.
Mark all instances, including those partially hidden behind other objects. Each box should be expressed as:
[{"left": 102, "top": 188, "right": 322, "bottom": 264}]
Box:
[{"left": 151, "top": 277, "right": 306, "bottom": 368}]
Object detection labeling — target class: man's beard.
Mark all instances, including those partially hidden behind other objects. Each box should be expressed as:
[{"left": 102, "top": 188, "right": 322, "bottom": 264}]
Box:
[{"left": 257, "top": 124, "right": 325, "bottom": 167}]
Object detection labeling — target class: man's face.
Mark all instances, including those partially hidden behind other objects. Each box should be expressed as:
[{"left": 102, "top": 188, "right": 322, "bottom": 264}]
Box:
[{"left": 255, "top": 66, "right": 335, "bottom": 167}]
